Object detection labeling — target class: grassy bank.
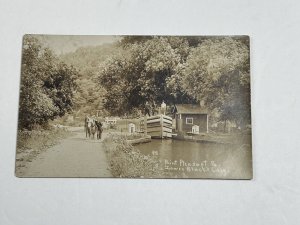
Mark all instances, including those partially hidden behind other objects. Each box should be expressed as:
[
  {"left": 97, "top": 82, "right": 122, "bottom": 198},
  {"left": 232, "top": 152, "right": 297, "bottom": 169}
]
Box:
[
  {"left": 15, "top": 127, "right": 72, "bottom": 176},
  {"left": 103, "top": 134, "right": 165, "bottom": 178}
]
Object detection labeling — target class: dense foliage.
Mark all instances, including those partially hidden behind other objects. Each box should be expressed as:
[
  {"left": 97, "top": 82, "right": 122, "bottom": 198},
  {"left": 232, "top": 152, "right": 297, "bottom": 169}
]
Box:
[
  {"left": 99, "top": 37, "right": 196, "bottom": 116},
  {"left": 98, "top": 36, "right": 251, "bottom": 127},
  {"left": 18, "top": 35, "right": 78, "bottom": 130},
  {"left": 172, "top": 37, "right": 251, "bottom": 127},
  {"left": 27, "top": 35, "right": 250, "bottom": 128},
  {"left": 60, "top": 44, "right": 120, "bottom": 116}
]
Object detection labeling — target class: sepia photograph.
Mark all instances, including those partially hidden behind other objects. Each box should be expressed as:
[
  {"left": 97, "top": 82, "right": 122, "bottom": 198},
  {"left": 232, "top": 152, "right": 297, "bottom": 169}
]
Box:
[
  {"left": 15, "top": 35, "right": 252, "bottom": 179},
  {"left": 3, "top": 1, "right": 300, "bottom": 224}
]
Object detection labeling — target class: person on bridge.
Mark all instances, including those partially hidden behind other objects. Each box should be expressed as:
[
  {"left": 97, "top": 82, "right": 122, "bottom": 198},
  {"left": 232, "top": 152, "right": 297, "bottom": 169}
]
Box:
[
  {"left": 161, "top": 100, "right": 166, "bottom": 115},
  {"left": 145, "top": 101, "right": 151, "bottom": 117}
]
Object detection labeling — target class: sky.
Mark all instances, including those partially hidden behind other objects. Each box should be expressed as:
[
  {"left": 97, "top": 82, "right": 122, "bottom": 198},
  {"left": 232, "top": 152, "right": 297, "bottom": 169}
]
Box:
[{"left": 35, "top": 35, "right": 119, "bottom": 55}]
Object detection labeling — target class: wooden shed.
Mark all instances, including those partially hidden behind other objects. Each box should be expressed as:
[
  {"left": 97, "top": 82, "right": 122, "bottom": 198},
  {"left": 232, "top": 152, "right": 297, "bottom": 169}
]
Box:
[{"left": 174, "top": 104, "right": 208, "bottom": 133}]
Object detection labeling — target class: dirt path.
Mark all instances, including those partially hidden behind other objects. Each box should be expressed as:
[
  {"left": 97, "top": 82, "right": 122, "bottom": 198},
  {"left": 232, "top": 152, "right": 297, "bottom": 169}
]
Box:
[{"left": 19, "top": 128, "right": 112, "bottom": 178}]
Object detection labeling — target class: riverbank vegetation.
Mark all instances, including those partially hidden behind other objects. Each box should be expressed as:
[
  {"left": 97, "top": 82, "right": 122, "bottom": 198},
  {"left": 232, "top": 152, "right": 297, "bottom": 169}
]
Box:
[
  {"left": 103, "top": 134, "right": 165, "bottom": 178},
  {"left": 15, "top": 126, "right": 72, "bottom": 176}
]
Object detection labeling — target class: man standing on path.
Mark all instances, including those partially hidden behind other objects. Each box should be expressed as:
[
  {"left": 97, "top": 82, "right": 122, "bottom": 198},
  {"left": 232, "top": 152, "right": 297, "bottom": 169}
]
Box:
[{"left": 84, "top": 114, "right": 90, "bottom": 138}]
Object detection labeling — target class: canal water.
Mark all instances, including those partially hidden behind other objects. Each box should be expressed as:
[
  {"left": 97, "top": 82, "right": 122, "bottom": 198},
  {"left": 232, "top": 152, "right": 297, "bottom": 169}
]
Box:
[{"left": 136, "top": 139, "right": 252, "bottom": 179}]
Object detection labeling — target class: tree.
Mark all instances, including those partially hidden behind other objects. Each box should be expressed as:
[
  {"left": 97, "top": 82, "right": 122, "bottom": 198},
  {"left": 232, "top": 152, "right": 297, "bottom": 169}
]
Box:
[
  {"left": 60, "top": 43, "right": 119, "bottom": 116},
  {"left": 180, "top": 37, "right": 251, "bottom": 127},
  {"left": 98, "top": 35, "right": 250, "bottom": 127},
  {"left": 18, "top": 35, "right": 77, "bottom": 130},
  {"left": 99, "top": 37, "right": 190, "bottom": 116},
  {"left": 43, "top": 62, "right": 78, "bottom": 116}
]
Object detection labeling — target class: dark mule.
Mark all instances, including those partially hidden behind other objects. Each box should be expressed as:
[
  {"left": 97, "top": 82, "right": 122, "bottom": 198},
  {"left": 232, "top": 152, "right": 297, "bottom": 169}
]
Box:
[{"left": 95, "top": 121, "right": 103, "bottom": 140}]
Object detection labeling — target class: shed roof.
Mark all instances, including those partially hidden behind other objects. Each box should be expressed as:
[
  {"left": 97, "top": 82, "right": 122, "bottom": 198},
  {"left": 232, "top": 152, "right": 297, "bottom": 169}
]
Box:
[{"left": 175, "top": 104, "right": 208, "bottom": 114}]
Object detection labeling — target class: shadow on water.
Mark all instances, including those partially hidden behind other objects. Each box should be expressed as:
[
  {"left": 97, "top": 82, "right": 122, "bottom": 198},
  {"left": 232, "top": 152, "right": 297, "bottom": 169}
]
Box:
[{"left": 136, "top": 139, "right": 252, "bottom": 179}]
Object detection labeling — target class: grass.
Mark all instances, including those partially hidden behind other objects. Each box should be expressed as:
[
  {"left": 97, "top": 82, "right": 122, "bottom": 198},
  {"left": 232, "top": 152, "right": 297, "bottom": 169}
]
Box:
[
  {"left": 118, "top": 133, "right": 145, "bottom": 140},
  {"left": 103, "top": 134, "right": 166, "bottom": 178},
  {"left": 15, "top": 127, "right": 72, "bottom": 176}
]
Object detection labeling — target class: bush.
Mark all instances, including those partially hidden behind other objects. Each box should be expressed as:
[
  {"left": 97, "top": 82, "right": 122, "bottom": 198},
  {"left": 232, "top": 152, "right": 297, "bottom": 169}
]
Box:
[
  {"left": 104, "top": 134, "right": 165, "bottom": 178},
  {"left": 17, "top": 127, "right": 70, "bottom": 153},
  {"left": 121, "top": 133, "right": 144, "bottom": 140},
  {"left": 109, "top": 124, "right": 117, "bottom": 129}
]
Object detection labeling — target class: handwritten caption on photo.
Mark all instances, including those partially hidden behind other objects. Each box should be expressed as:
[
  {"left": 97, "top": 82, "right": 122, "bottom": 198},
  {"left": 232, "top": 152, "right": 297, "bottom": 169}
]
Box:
[{"left": 164, "top": 159, "right": 228, "bottom": 176}]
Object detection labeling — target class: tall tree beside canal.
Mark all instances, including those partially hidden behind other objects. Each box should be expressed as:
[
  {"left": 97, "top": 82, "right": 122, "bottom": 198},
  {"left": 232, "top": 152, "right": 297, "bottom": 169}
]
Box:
[
  {"left": 179, "top": 37, "right": 251, "bottom": 127},
  {"left": 98, "top": 36, "right": 195, "bottom": 116},
  {"left": 18, "top": 35, "right": 78, "bottom": 130}
]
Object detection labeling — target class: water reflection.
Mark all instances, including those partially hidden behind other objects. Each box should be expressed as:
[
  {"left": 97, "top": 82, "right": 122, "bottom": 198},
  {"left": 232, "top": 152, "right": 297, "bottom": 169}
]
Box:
[{"left": 136, "top": 139, "right": 252, "bottom": 179}]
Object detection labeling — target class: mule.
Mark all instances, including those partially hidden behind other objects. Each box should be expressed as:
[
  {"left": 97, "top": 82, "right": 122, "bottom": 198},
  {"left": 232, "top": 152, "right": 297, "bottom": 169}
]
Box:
[
  {"left": 95, "top": 121, "right": 103, "bottom": 140},
  {"left": 90, "top": 122, "right": 97, "bottom": 139},
  {"left": 86, "top": 117, "right": 96, "bottom": 139}
]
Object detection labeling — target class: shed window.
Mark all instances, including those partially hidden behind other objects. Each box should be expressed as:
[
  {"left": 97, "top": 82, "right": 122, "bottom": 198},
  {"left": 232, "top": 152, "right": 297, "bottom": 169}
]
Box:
[{"left": 186, "top": 117, "right": 193, "bottom": 124}]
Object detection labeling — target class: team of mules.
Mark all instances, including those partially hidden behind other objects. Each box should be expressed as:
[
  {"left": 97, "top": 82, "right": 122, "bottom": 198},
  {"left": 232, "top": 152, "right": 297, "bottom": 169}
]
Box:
[{"left": 84, "top": 116, "right": 103, "bottom": 140}]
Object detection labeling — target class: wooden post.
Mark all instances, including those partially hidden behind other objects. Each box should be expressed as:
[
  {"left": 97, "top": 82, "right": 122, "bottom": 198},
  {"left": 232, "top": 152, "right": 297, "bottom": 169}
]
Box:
[
  {"left": 161, "top": 114, "right": 163, "bottom": 138},
  {"left": 144, "top": 116, "right": 147, "bottom": 135},
  {"left": 206, "top": 114, "right": 209, "bottom": 133},
  {"left": 179, "top": 114, "right": 182, "bottom": 132}
]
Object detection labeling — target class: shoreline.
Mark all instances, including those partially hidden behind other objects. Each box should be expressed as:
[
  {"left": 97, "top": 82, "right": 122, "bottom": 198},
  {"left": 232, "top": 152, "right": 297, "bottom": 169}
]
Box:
[
  {"left": 126, "top": 135, "right": 152, "bottom": 145},
  {"left": 172, "top": 132, "right": 251, "bottom": 145}
]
